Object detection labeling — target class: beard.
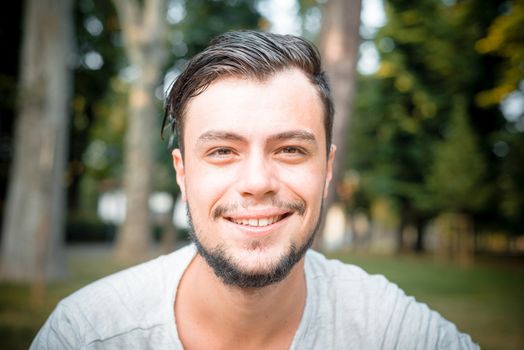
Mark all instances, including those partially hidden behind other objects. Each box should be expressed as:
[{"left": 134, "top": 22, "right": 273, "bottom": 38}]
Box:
[{"left": 186, "top": 200, "right": 322, "bottom": 289}]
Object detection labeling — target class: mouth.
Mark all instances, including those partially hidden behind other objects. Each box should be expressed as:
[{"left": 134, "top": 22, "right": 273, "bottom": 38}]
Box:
[{"left": 225, "top": 212, "right": 292, "bottom": 228}]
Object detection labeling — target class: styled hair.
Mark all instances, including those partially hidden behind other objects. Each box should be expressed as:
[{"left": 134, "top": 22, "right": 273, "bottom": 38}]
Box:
[{"left": 162, "top": 30, "right": 334, "bottom": 154}]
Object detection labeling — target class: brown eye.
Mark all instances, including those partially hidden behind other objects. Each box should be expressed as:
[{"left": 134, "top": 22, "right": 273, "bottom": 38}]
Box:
[
  {"left": 279, "top": 146, "right": 305, "bottom": 155},
  {"left": 214, "top": 148, "right": 232, "bottom": 156},
  {"left": 275, "top": 146, "right": 309, "bottom": 164},
  {"left": 206, "top": 147, "right": 238, "bottom": 164},
  {"left": 282, "top": 147, "right": 299, "bottom": 153}
]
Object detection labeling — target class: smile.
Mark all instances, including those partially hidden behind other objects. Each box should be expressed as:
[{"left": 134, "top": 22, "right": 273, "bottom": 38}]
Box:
[{"left": 226, "top": 213, "right": 292, "bottom": 227}]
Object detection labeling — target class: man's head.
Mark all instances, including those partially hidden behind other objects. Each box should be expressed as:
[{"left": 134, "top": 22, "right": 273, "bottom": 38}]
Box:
[
  {"left": 162, "top": 30, "right": 334, "bottom": 155},
  {"left": 165, "top": 31, "right": 336, "bottom": 289}
]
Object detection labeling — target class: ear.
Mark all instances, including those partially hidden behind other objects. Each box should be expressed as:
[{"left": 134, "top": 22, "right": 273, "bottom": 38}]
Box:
[
  {"left": 323, "top": 144, "right": 336, "bottom": 198},
  {"left": 172, "top": 149, "right": 187, "bottom": 202}
]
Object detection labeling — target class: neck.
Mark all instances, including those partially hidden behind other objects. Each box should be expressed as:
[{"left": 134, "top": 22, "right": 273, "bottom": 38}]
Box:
[{"left": 175, "top": 253, "right": 307, "bottom": 349}]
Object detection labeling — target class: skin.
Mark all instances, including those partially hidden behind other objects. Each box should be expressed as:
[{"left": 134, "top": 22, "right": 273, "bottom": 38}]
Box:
[{"left": 172, "top": 68, "right": 336, "bottom": 349}]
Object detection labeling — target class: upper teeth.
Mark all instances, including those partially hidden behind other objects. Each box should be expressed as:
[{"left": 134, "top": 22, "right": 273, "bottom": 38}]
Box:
[{"left": 232, "top": 216, "right": 281, "bottom": 227}]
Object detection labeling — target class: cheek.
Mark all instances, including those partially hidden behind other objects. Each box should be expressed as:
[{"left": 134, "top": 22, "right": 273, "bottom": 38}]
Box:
[
  {"left": 279, "top": 163, "right": 326, "bottom": 203},
  {"left": 184, "top": 164, "right": 235, "bottom": 213}
]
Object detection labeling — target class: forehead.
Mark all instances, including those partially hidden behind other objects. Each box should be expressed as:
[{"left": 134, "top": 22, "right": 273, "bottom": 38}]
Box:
[{"left": 183, "top": 69, "right": 326, "bottom": 147}]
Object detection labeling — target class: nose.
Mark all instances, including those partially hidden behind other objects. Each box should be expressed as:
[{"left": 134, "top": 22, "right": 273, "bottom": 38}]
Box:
[{"left": 236, "top": 151, "right": 279, "bottom": 199}]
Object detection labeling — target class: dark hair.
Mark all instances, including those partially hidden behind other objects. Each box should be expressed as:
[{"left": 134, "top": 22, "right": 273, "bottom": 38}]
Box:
[{"left": 162, "top": 30, "right": 334, "bottom": 154}]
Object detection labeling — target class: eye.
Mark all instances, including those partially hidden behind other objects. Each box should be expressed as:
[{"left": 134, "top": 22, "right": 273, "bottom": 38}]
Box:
[
  {"left": 209, "top": 148, "right": 233, "bottom": 157},
  {"left": 279, "top": 146, "right": 306, "bottom": 155},
  {"left": 205, "top": 147, "right": 238, "bottom": 164},
  {"left": 275, "top": 146, "right": 308, "bottom": 162},
  {"left": 281, "top": 146, "right": 300, "bottom": 154}
]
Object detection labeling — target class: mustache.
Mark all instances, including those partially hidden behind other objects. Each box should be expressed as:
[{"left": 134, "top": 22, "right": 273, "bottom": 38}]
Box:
[{"left": 212, "top": 198, "right": 306, "bottom": 220}]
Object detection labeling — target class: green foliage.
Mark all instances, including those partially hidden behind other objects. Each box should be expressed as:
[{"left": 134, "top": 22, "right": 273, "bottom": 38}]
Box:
[
  {"left": 349, "top": 0, "right": 517, "bottom": 236},
  {"left": 494, "top": 130, "right": 524, "bottom": 230},
  {"left": 476, "top": 0, "right": 524, "bottom": 106},
  {"left": 70, "top": 0, "right": 125, "bottom": 213},
  {"left": 426, "top": 97, "right": 489, "bottom": 212},
  {"left": 65, "top": 215, "right": 117, "bottom": 243},
  {"left": 178, "top": 0, "right": 264, "bottom": 56}
]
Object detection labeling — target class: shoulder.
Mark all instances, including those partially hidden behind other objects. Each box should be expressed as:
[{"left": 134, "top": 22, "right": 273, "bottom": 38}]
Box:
[
  {"left": 305, "top": 249, "right": 370, "bottom": 279},
  {"left": 31, "top": 244, "right": 196, "bottom": 349},
  {"left": 304, "top": 249, "right": 396, "bottom": 315},
  {"left": 302, "top": 250, "right": 479, "bottom": 349},
  {"left": 63, "top": 244, "right": 195, "bottom": 324},
  {"left": 304, "top": 249, "right": 383, "bottom": 291}
]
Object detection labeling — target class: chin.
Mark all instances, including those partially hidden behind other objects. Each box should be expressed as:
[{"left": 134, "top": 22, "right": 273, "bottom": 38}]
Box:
[
  {"left": 229, "top": 243, "right": 292, "bottom": 274},
  {"left": 191, "top": 229, "right": 314, "bottom": 289}
]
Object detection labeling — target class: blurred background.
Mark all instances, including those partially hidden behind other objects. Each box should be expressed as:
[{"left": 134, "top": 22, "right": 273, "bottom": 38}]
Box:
[{"left": 0, "top": 0, "right": 523, "bottom": 349}]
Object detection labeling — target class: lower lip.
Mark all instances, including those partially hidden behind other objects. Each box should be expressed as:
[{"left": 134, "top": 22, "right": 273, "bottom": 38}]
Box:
[{"left": 224, "top": 215, "right": 291, "bottom": 237}]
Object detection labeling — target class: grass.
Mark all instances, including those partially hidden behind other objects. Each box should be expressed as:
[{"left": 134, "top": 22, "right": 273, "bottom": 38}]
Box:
[{"left": 0, "top": 246, "right": 522, "bottom": 349}]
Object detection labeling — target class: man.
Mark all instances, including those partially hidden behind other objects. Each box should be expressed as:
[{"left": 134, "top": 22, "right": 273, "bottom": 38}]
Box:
[{"left": 32, "top": 31, "right": 478, "bottom": 349}]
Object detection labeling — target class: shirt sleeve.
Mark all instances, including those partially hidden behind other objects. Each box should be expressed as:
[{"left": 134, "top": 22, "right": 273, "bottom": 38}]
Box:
[{"left": 30, "top": 302, "right": 83, "bottom": 350}]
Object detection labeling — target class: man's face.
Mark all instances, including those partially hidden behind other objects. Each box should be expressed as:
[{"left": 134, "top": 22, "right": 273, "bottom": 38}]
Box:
[{"left": 172, "top": 69, "right": 335, "bottom": 287}]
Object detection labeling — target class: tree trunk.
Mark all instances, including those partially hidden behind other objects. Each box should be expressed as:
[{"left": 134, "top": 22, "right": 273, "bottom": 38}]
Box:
[
  {"left": 397, "top": 208, "right": 407, "bottom": 253},
  {"left": 414, "top": 216, "right": 426, "bottom": 252},
  {"left": 1, "top": 0, "right": 74, "bottom": 282},
  {"left": 454, "top": 213, "right": 474, "bottom": 266},
  {"left": 112, "top": 0, "right": 167, "bottom": 262},
  {"left": 435, "top": 213, "right": 474, "bottom": 265},
  {"left": 316, "top": 0, "right": 362, "bottom": 249}
]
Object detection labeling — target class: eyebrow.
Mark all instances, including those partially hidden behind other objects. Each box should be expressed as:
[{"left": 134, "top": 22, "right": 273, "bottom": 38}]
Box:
[
  {"left": 267, "top": 130, "right": 317, "bottom": 144},
  {"left": 196, "top": 131, "right": 246, "bottom": 144},
  {"left": 196, "top": 130, "right": 317, "bottom": 145}
]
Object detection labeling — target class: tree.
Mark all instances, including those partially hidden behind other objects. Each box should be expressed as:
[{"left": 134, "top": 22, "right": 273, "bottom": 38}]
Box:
[
  {"left": 475, "top": 0, "right": 524, "bottom": 237},
  {"left": 426, "top": 97, "right": 488, "bottom": 264},
  {"left": 427, "top": 97, "right": 488, "bottom": 213},
  {"left": 348, "top": 0, "right": 505, "bottom": 253},
  {"left": 111, "top": 0, "right": 169, "bottom": 262},
  {"left": 1, "top": 0, "right": 74, "bottom": 281},
  {"left": 317, "top": 0, "right": 362, "bottom": 249}
]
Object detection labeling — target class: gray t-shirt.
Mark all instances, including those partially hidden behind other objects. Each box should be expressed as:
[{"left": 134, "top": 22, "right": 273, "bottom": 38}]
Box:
[{"left": 31, "top": 245, "right": 479, "bottom": 349}]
